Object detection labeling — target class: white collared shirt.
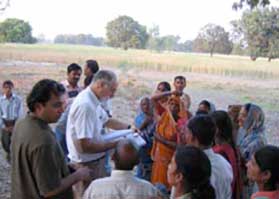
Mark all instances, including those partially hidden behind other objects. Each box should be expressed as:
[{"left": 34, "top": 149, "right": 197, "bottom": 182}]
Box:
[
  {"left": 66, "top": 87, "right": 109, "bottom": 162},
  {"left": 83, "top": 170, "right": 160, "bottom": 199},
  {"left": 203, "top": 148, "right": 233, "bottom": 199},
  {"left": 0, "top": 93, "right": 24, "bottom": 128}
]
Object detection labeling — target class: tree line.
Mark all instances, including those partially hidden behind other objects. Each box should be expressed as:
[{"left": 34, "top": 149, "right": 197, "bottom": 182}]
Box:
[{"left": 1, "top": 5, "right": 279, "bottom": 61}]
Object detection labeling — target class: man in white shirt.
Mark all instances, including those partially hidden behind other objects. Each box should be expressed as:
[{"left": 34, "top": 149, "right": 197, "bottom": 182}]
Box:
[
  {"left": 83, "top": 139, "right": 161, "bottom": 199},
  {"left": 66, "top": 70, "right": 132, "bottom": 198},
  {"left": 184, "top": 115, "right": 233, "bottom": 199},
  {"left": 0, "top": 80, "right": 24, "bottom": 162}
]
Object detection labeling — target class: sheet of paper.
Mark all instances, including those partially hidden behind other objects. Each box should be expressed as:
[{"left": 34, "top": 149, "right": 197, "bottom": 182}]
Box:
[
  {"left": 102, "top": 129, "right": 146, "bottom": 147},
  {"left": 126, "top": 133, "right": 146, "bottom": 147},
  {"left": 102, "top": 129, "right": 134, "bottom": 142}
]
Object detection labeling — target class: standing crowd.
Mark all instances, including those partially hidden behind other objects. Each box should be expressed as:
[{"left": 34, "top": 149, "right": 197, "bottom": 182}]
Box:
[{"left": 0, "top": 60, "right": 278, "bottom": 199}]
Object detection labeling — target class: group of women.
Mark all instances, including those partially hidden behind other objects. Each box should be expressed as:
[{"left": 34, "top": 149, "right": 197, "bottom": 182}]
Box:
[{"left": 133, "top": 80, "right": 279, "bottom": 199}]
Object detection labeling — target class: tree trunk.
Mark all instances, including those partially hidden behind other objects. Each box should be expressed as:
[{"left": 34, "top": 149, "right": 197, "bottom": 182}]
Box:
[{"left": 210, "top": 50, "right": 213, "bottom": 57}]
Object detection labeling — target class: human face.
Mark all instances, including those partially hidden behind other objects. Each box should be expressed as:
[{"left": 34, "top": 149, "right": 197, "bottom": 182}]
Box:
[
  {"left": 167, "top": 155, "right": 178, "bottom": 186},
  {"left": 84, "top": 64, "right": 92, "bottom": 77},
  {"left": 238, "top": 106, "right": 248, "bottom": 127},
  {"left": 140, "top": 98, "right": 150, "bottom": 114},
  {"left": 68, "top": 70, "right": 81, "bottom": 86},
  {"left": 174, "top": 79, "right": 186, "bottom": 92},
  {"left": 198, "top": 104, "right": 210, "bottom": 113},
  {"left": 102, "top": 81, "right": 118, "bottom": 100},
  {"left": 39, "top": 94, "right": 65, "bottom": 123},
  {"left": 246, "top": 155, "right": 263, "bottom": 183},
  {"left": 3, "top": 84, "right": 13, "bottom": 97},
  {"left": 157, "top": 84, "right": 167, "bottom": 92}
]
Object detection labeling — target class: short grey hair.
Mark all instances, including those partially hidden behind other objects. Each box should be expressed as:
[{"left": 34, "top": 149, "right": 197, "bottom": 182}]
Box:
[{"left": 92, "top": 70, "right": 117, "bottom": 86}]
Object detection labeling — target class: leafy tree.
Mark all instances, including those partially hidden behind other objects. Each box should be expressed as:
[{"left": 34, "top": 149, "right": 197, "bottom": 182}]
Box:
[
  {"left": 233, "top": 8, "right": 279, "bottom": 61},
  {"left": 0, "top": 18, "right": 36, "bottom": 43},
  {"left": 161, "top": 35, "right": 180, "bottom": 51},
  {"left": 54, "top": 34, "right": 104, "bottom": 46},
  {"left": 106, "top": 15, "right": 148, "bottom": 50},
  {"left": 146, "top": 25, "right": 162, "bottom": 51},
  {"left": 193, "top": 24, "right": 233, "bottom": 56},
  {"left": 233, "top": 0, "right": 271, "bottom": 10}
]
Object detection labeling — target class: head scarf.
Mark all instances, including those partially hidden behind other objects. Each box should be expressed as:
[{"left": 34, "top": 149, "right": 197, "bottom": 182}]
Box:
[
  {"left": 242, "top": 104, "right": 265, "bottom": 134},
  {"left": 134, "top": 96, "right": 153, "bottom": 129},
  {"left": 238, "top": 103, "right": 266, "bottom": 161},
  {"left": 168, "top": 95, "right": 187, "bottom": 119}
]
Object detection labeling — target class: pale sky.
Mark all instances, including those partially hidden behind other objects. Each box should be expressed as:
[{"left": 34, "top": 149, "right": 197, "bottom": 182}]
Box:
[{"left": 1, "top": 0, "right": 279, "bottom": 41}]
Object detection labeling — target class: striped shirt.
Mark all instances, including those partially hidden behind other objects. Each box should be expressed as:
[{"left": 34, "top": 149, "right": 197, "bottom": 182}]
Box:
[{"left": 0, "top": 93, "right": 24, "bottom": 128}]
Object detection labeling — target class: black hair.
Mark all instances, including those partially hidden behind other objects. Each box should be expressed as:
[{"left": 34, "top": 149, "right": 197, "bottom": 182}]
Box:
[
  {"left": 86, "top": 59, "right": 99, "bottom": 74},
  {"left": 3, "top": 80, "right": 14, "bottom": 87},
  {"left": 157, "top": 81, "right": 171, "bottom": 92},
  {"left": 67, "top": 63, "right": 82, "bottom": 74},
  {"left": 187, "top": 115, "right": 216, "bottom": 147},
  {"left": 244, "top": 103, "right": 251, "bottom": 112},
  {"left": 113, "top": 140, "right": 139, "bottom": 170},
  {"left": 175, "top": 146, "right": 215, "bottom": 199},
  {"left": 27, "top": 79, "right": 65, "bottom": 112},
  {"left": 199, "top": 100, "right": 211, "bottom": 110},
  {"left": 210, "top": 110, "right": 235, "bottom": 149},
  {"left": 174, "top": 75, "right": 186, "bottom": 82},
  {"left": 254, "top": 145, "right": 279, "bottom": 191}
]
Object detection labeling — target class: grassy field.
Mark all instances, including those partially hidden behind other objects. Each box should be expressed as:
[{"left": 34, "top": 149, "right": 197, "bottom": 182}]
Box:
[{"left": 1, "top": 43, "right": 279, "bottom": 79}]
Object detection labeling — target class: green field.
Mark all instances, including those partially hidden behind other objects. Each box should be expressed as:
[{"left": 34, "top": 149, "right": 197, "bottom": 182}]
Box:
[{"left": 1, "top": 43, "right": 279, "bottom": 79}]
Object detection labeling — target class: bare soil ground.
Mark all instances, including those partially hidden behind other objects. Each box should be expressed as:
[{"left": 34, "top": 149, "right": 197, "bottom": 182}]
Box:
[{"left": 0, "top": 61, "right": 278, "bottom": 198}]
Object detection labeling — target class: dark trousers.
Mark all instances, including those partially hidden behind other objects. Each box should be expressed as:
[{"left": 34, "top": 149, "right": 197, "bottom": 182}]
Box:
[{"left": 1, "top": 128, "right": 11, "bottom": 153}]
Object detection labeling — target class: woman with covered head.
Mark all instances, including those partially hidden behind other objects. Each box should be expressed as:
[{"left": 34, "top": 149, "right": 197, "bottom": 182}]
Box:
[
  {"left": 151, "top": 95, "right": 187, "bottom": 190},
  {"left": 152, "top": 81, "right": 172, "bottom": 116},
  {"left": 237, "top": 103, "right": 267, "bottom": 197},
  {"left": 237, "top": 103, "right": 266, "bottom": 161},
  {"left": 134, "top": 97, "right": 156, "bottom": 181},
  {"left": 246, "top": 145, "right": 279, "bottom": 199},
  {"left": 167, "top": 145, "right": 215, "bottom": 199}
]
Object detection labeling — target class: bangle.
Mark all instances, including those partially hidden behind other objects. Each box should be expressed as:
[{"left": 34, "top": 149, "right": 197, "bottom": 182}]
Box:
[{"left": 127, "top": 125, "right": 131, "bottom": 129}]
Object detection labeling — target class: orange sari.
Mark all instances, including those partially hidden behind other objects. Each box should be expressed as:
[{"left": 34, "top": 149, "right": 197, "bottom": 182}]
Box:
[{"left": 151, "top": 96, "right": 187, "bottom": 189}]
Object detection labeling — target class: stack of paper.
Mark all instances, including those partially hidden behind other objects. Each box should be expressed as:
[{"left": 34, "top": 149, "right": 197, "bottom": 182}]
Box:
[{"left": 102, "top": 129, "right": 146, "bottom": 147}]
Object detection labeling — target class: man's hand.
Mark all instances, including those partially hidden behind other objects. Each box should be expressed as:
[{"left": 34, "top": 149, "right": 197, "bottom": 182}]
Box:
[
  {"left": 129, "top": 124, "right": 140, "bottom": 133},
  {"left": 4, "top": 126, "right": 13, "bottom": 133}
]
